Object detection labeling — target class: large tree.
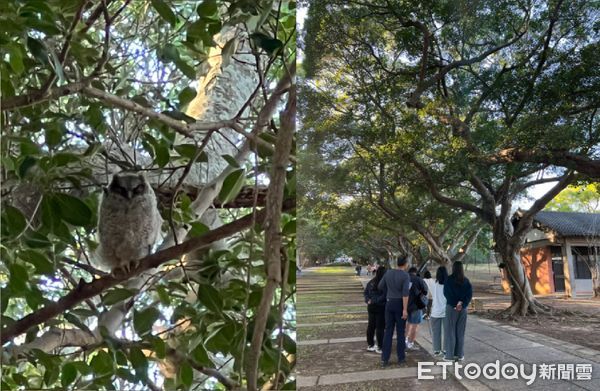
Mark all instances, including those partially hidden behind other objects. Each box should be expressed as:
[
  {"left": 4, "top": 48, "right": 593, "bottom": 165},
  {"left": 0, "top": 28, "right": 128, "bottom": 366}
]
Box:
[
  {"left": 304, "top": 0, "right": 599, "bottom": 316},
  {"left": 1, "top": 1, "right": 296, "bottom": 390}
]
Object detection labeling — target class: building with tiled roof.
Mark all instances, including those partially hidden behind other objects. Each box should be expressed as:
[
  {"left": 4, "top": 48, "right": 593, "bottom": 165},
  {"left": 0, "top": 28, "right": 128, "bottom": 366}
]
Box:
[{"left": 520, "top": 211, "right": 599, "bottom": 297}]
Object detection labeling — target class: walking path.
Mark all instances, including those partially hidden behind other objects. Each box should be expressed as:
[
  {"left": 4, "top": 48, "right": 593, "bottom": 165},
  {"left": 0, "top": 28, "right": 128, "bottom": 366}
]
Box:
[{"left": 296, "top": 267, "right": 600, "bottom": 390}]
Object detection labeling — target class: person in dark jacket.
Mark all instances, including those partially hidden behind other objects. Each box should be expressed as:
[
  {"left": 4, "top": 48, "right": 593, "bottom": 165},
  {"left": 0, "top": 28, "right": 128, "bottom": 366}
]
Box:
[
  {"left": 364, "top": 266, "right": 387, "bottom": 353},
  {"left": 443, "top": 261, "right": 473, "bottom": 361},
  {"left": 378, "top": 256, "right": 410, "bottom": 367},
  {"left": 406, "top": 267, "right": 428, "bottom": 349}
]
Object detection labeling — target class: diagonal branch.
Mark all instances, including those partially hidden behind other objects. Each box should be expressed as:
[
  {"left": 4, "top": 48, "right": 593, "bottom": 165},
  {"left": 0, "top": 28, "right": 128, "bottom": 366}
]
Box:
[
  {"left": 408, "top": 156, "right": 492, "bottom": 223},
  {"left": 1, "top": 199, "right": 295, "bottom": 346}
]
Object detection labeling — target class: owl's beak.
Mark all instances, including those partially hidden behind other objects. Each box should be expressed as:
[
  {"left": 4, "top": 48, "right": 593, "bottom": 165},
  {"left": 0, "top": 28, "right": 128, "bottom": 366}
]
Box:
[{"left": 127, "top": 190, "right": 133, "bottom": 199}]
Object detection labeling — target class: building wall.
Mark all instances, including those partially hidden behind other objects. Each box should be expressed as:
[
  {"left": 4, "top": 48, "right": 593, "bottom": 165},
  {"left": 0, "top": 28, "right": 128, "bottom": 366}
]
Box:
[
  {"left": 565, "top": 240, "right": 595, "bottom": 297},
  {"left": 520, "top": 246, "right": 554, "bottom": 295}
]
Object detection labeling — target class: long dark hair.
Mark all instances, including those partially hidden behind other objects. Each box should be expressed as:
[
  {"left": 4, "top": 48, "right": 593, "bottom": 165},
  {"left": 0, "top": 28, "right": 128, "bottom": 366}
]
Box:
[
  {"left": 452, "top": 261, "right": 465, "bottom": 284},
  {"left": 436, "top": 266, "right": 448, "bottom": 285},
  {"left": 372, "top": 266, "right": 386, "bottom": 286}
]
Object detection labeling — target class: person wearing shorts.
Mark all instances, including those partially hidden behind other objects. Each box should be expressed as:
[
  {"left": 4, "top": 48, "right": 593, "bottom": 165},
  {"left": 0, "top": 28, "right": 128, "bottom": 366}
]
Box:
[{"left": 406, "top": 267, "right": 428, "bottom": 349}]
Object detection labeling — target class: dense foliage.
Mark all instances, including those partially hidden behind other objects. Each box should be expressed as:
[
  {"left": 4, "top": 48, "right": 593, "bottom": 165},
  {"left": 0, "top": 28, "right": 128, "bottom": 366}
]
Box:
[
  {"left": 301, "top": 0, "right": 599, "bottom": 313},
  {"left": 1, "top": 0, "right": 296, "bottom": 390}
]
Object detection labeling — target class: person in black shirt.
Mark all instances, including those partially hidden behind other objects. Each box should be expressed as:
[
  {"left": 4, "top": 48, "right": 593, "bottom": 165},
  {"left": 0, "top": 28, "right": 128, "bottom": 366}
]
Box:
[
  {"left": 377, "top": 256, "right": 411, "bottom": 367},
  {"left": 406, "top": 267, "right": 428, "bottom": 349},
  {"left": 443, "top": 261, "right": 473, "bottom": 361},
  {"left": 363, "top": 266, "right": 387, "bottom": 353}
]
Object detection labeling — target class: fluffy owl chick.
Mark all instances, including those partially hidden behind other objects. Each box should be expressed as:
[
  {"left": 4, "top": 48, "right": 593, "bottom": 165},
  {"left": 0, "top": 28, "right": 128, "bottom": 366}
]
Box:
[{"left": 97, "top": 172, "right": 162, "bottom": 274}]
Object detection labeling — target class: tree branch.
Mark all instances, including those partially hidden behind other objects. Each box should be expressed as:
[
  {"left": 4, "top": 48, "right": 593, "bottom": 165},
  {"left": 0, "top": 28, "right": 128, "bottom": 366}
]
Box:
[
  {"left": 246, "top": 83, "right": 295, "bottom": 391},
  {"left": 408, "top": 156, "right": 492, "bottom": 223},
  {"left": 1, "top": 199, "right": 295, "bottom": 346},
  {"left": 484, "top": 148, "right": 600, "bottom": 179}
]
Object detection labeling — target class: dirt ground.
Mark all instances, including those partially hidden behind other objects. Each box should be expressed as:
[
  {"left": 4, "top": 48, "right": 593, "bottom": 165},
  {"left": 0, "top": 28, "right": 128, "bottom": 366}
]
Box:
[
  {"left": 297, "top": 340, "right": 432, "bottom": 376},
  {"left": 299, "top": 377, "right": 467, "bottom": 391},
  {"left": 469, "top": 279, "right": 600, "bottom": 351}
]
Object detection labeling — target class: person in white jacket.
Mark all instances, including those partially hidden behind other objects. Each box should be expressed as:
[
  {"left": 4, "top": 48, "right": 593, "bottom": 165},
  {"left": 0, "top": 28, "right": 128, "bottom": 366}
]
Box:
[{"left": 430, "top": 266, "right": 448, "bottom": 356}]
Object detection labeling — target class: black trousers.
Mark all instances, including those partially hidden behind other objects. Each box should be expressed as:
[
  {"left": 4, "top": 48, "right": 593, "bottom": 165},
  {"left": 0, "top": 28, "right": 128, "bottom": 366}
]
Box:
[{"left": 366, "top": 306, "right": 385, "bottom": 347}]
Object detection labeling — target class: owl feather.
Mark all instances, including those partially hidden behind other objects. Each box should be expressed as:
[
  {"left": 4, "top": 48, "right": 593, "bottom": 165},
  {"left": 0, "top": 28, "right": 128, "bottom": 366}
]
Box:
[{"left": 97, "top": 172, "right": 162, "bottom": 273}]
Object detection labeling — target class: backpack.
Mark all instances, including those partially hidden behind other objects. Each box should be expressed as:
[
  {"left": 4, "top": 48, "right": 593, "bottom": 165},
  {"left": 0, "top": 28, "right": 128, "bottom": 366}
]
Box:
[{"left": 410, "top": 278, "right": 428, "bottom": 310}]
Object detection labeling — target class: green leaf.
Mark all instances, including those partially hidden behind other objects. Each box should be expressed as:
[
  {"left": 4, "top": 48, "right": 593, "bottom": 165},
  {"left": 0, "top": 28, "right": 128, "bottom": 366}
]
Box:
[
  {"left": 26, "top": 36, "right": 48, "bottom": 63},
  {"left": 70, "top": 361, "right": 91, "bottom": 376},
  {"left": 45, "top": 123, "right": 64, "bottom": 147},
  {"left": 115, "top": 350, "right": 128, "bottom": 366},
  {"left": 85, "top": 104, "right": 104, "bottom": 128},
  {"left": 18, "top": 156, "right": 37, "bottom": 178},
  {"left": 156, "top": 286, "right": 171, "bottom": 306},
  {"left": 61, "top": 362, "right": 77, "bottom": 388},
  {"left": 174, "top": 143, "right": 197, "bottom": 159},
  {"left": 151, "top": 336, "right": 167, "bottom": 359},
  {"left": 197, "top": 0, "right": 218, "bottom": 17},
  {"left": 197, "top": 284, "right": 223, "bottom": 313},
  {"left": 178, "top": 87, "right": 197, "bottom": 107},
  {"left": 191, "top": 343, "right": 212, "bottom": 366},
  {"left": 52, "top": 153, "right": 80, "bottom": 167},
  {"left": 90, "top": 350, "right": 113, "bottom": 375},
  {"left": 188, "top": 222, "right": 209, "bottom": 237},
  {"left": 155, "top": 141, "right": 170, "bottom": 168},
  {"left": 8, "top": 44, "right": 24, "bottom": 74},
  {"left": 282, "top": 333, "right": 296, "bottom": 354},
  {"left": 187, "top": 20, "right": 211, "bottom": 44},
  {"left": 102, "top": 288, "right": 136, "bottom": 305},
  {"left": 221, "top": 154, "right": 240, "bottom": 168},
  {"left": 160, "top": 43, "right": 180, "bottom": 63},
  {"left": 174, "top": 58, "right": 197, "bottom": 79},
  {"left": 174, "top": 144, "right": 208, "bottom": 162},
  {"left": 179, "top": 362, "right": 193, "bottom": 388},
  {"left": 250, "top": 32, "right": 284, "bottom": 55},
  {"left": 9, "top": 263, "right": 28, "bottom": 293},
  {"left": 150, "top": 0, "right": 178, "bottom": 26},
  {"left": 18, "top": 250, "right": 54, "bottom": 275},
  {"left": 218, "top": 168, "right": 245, "bottom": 204},
  {"left": 133, "top": 307, "right": 161, "bottom": 336},
  {"left": 282, "top": 219, "right": 296, "bottom": 236},
  {"left": 53, "top": 193, "right": 92, "bottom": 226},
  {"left": 24, "top": 230, "right": 52, "bottom": 248},
  {"left": 64, "top": 313, "right": 93, "bottom": 335},
  {"left": 162, "top": 110, "right": 196, "bottom": 124},
  {"left": 3, "top": 206, "right": 27, "bottom": 237},
  {"left": 129, "top": 346, "right": 148, "bottom": 372}
]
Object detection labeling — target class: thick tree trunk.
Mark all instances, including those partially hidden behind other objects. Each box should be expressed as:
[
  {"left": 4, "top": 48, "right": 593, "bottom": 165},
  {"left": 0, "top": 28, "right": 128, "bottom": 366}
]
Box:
[
  {"left": 495, "top": 236, "right": 550, "bottom": 316},
  {"left": 591, "top": 263, "right": 600, "bottom": 298}
]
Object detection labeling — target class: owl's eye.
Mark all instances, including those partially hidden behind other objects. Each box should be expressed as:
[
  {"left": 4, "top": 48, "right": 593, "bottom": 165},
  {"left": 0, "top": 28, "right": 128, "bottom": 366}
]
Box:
[
  {"left": 110, "top": 182, "right": 128, "bottom": 198},
  {"left": 133, "top": 184, "right": 145, "bottom": 194}
]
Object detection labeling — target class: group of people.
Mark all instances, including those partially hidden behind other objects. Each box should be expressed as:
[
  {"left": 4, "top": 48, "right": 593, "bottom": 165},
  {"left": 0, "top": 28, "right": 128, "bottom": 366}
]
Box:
[{"left": 363, "top": 256, "right": 472, "bottom": 367}]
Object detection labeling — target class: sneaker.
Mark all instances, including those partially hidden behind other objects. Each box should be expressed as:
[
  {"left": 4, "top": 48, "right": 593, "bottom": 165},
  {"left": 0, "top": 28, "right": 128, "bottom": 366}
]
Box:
[
  {"left": 397, "top": 360, "right": 407, "bottom": 367},
  {"left": 406, "top": 341, "right": 414, "bottom": 349},
  {"left": 375, "top": 347, "right": 382, "bottom": 354},
  {"left": 443, "top": 357, "right": 454, "bottom": 362},
  {"left": 381, "top": 361, "right": 390, "bottom": 368},
  {"left": 457, "top": 356, "right": 464, "bottom": 361},
  {"left": 433, "top": 351, "right": 441, "bottom": 356},
  {"left": 366, "top": 345, "right": 376, "bottom": 352}
]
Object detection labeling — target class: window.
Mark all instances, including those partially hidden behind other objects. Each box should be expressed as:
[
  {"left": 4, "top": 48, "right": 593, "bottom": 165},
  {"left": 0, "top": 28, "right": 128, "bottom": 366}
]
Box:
[{"left": 571, "top": 246, "right": 598, "bottom": 280}]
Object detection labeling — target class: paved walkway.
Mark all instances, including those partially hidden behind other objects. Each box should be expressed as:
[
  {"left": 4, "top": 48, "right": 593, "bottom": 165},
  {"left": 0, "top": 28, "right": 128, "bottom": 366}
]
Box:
[{"left": 296, "top": 267, "right": 600, "bottom": 390}]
